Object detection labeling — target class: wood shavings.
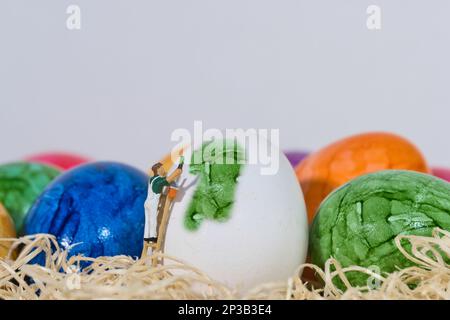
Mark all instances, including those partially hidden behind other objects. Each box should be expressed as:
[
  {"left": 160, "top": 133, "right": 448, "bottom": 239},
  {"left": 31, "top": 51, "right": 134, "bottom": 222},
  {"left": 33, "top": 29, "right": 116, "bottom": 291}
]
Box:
[{"left": 0, "top": 228, "right": 449, "bottom": 300}]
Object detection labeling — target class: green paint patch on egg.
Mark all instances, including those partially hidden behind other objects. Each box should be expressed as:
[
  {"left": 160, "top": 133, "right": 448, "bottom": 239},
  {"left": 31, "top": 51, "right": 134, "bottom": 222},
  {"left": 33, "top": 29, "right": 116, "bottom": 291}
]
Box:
[
  {"left": 310, "top": 170, "right": 450, "bottom": 288},
  {"left": 185, "top": 139, "right": 245, "bottom": 231}
]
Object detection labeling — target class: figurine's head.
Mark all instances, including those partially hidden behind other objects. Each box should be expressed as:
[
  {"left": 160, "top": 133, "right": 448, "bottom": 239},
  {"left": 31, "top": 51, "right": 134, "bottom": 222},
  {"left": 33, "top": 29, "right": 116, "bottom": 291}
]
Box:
[{"left": 151, "top": 162, "right": 166, "bottom": 177}]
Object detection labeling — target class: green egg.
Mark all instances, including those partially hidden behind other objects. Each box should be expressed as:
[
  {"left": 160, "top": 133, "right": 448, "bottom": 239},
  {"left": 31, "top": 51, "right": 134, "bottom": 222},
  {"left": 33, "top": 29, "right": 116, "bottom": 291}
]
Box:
[
  {"left": 0, "top": 162, "right": 61, "bottom": 234},
  {"left": 310, "top": 170, "right": 450, "bottom": 288}
]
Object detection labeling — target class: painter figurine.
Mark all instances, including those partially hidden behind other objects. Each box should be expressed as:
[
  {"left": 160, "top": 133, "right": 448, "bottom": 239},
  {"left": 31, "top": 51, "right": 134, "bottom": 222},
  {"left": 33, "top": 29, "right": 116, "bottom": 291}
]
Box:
[{"left": 143, "top": 152, "right": 184, "bottom": 256}]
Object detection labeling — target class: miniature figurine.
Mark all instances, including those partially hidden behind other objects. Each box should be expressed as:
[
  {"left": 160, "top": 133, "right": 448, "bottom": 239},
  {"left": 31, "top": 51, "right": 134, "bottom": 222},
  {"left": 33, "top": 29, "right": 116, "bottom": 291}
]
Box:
[{"left": 142, "top": 151, "right": 184, "bottom": 258}]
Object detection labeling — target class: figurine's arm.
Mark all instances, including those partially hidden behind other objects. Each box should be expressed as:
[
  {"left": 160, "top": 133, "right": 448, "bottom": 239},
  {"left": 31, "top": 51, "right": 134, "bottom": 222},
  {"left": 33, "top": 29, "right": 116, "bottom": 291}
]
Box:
[
  {"left": 166, "top": 155, "right": 184, "bottom": 183},
  {"left": 166, "top": 168, "right": 182, "bottom": 183}
]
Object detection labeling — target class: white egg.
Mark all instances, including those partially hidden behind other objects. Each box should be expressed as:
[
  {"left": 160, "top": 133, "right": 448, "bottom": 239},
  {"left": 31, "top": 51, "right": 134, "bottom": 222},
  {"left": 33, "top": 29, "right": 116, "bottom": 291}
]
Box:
[{"left": 163, "top": 138, "right": 308, "bottom": 292}]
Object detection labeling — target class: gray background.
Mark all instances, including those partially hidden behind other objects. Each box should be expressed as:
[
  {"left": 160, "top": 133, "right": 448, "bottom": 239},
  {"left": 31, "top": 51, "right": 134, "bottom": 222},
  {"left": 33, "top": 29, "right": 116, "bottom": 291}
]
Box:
[{"left": 1, "top": 1, "right": 449, "bottom": 170}]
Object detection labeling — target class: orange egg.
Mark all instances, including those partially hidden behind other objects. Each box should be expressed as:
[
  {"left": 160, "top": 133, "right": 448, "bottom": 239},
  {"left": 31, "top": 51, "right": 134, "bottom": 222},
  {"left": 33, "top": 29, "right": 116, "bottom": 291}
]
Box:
[
  {"left": 0, "top": 203, "right": 16, "bottom": 259},
  {"left": 295, "top": 132, "right": 430, "bottom": 223}
]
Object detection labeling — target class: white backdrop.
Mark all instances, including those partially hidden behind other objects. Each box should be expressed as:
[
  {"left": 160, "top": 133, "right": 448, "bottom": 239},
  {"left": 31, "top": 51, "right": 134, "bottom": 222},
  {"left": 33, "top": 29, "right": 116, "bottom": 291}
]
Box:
[{"left": 1, "top": 1, "right": 449, "bottom": 170}]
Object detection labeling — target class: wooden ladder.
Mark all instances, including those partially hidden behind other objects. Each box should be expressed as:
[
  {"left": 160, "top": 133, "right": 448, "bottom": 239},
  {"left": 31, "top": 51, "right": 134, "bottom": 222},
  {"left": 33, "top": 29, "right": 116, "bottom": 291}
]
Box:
[{"left": 142, "top": 185, "right": 178, "bottom": 266}]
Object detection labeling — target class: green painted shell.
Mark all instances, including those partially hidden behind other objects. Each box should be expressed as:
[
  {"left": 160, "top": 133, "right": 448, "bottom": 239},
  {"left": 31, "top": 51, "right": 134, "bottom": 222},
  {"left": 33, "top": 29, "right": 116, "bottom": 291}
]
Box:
[
  {"left": 0, "top": 162, "right": 61, "bottom": 233},
  {"left": 310, "top": 170, "right": 450, "bottom": 287},
  {"left": 185, "top": 140, "right": 245, "bottom": 231}
]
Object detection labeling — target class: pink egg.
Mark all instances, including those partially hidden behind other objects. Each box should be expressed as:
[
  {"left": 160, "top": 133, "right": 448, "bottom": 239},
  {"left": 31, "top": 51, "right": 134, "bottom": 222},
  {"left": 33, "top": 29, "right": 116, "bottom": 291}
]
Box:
[
  {"left": 432, "top": 167, "right": 450, "bottom": 182},
  {"left": 26, "top": 152, "right": 91, "bottom": 170}
]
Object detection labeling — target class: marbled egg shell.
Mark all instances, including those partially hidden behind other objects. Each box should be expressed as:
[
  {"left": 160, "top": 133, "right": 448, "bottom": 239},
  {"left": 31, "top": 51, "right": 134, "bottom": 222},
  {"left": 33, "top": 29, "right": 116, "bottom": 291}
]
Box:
[
  {"left": 310, "top": 170, "right": 450, "bottom": 287},
  {"left": 432, "top": 167, "right": 450, "bottom": 182},
  {"left": 0, "top": 162, "right": 61, "bottom": 234},
  {"left": 0, "top": 203, "right": 16, "bottom": 258},
  {"left": 284, "top": 151, "right": 309, "bottom": 168},
  {"left": 26, "top": 152, "right": 90, "bottom": 170},
  {"left": 24, "top": 162, "right": 147, "bottom": 260},
  {"left": 295, "top": 132, "right": 429, "bottom": 223},
  {"left": 164, "top": 139, "right": 308, "bottom": 291}
]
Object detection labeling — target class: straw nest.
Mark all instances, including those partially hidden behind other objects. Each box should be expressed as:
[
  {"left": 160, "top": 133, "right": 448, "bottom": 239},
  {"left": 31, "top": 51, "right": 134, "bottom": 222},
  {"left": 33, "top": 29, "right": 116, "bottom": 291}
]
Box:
[{"left": 0, "top": 228, "right": 449, "bottom": 300}]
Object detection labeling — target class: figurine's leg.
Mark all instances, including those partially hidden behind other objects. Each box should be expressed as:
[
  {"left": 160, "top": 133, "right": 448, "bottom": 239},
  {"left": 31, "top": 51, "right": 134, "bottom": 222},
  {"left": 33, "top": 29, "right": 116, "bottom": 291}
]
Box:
[{"left": 149, "top": 196, "right": 159, "bottom": 241}]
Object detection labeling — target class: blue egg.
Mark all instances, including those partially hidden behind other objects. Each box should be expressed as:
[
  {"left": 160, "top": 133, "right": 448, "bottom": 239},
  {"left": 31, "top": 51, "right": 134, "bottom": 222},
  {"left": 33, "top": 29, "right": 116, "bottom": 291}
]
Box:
[{"left": 25, "top": 162, "right": 147, "bottom": 261}]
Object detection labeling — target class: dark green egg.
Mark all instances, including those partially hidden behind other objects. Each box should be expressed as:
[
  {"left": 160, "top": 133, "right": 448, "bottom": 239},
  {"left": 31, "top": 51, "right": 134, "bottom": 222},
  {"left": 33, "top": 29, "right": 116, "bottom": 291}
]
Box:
[
  {"left": 0, "top": 162, "right": 61, "bottom": 234},
  {"left": 310, "top": 170, "right": 450, "bottom": 287}
]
